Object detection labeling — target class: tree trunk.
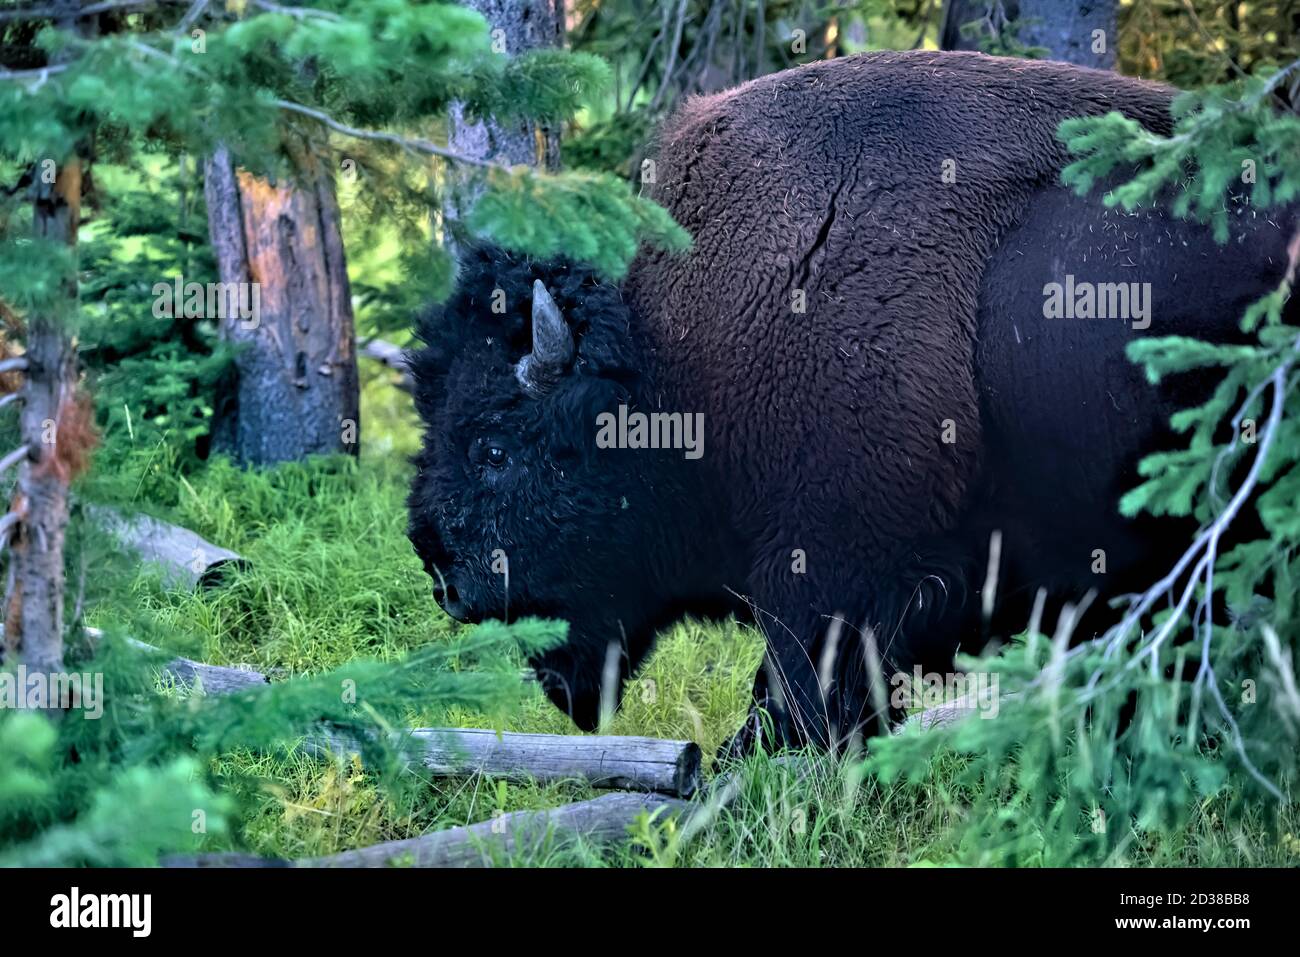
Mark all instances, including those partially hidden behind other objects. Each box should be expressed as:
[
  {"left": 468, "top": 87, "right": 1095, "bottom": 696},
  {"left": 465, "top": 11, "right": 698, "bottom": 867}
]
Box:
[
  {"left": 203, "top": 133, "right": 360, "bottom": 467},
  {"left": 443, "top": 0, "right": 565, "bottom": 245},
  {"left": 940, "top": 0, "right": 1001, "bottom": 52},
  {"left": 3, "top": 160, "right": 81, "bottom": 675},
  {"left": 941, "top": 1, "right": 1117, "bottom": 69},
  {"left": 1017, "top": 0, "right": 1116, "bottom": 69}
]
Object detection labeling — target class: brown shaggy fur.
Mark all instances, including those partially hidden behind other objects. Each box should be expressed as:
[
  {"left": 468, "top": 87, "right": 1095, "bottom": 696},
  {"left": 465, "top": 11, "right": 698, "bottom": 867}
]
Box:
[
  {"left": 411, "top": 51, "right": 1292, "bottom": 750},
  {"left": 621, "top": 51, "right": 1178, "bottom": 742},
  {"left": 629, "top": 50, "right": 1173, "bottom": 560}
]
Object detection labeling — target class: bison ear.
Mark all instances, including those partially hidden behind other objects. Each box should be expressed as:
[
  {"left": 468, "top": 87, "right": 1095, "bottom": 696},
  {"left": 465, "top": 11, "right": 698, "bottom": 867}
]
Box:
[{"left": 515, "top": 280, "right": 575, "bottom": 398}]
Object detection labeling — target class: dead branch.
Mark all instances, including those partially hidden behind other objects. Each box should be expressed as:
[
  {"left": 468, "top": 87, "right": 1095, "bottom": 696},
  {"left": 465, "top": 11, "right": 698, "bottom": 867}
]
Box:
[
  {"left": 360, "top": 338, "right": 413, "bottom": 392},
  {"left": 0, "top": 445, "right": 30, "bottom": 476},
  {"left": 274, "top": 99, "right": 508, "bottom": 171},
  {"left": 0, "top": 0, "right": 177, "bottom": 23}
]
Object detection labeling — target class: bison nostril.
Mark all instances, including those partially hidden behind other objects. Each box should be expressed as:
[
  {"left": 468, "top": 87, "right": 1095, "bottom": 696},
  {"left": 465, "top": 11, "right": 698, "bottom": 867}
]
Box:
[{"left": 433, "top": 578, "right": 471, "bottom": 620}]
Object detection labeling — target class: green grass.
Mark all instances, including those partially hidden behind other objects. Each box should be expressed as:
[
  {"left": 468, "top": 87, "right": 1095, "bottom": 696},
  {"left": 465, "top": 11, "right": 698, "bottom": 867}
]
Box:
[{"left": 76, "top": 371, "right": 1300, "bottom": 868}]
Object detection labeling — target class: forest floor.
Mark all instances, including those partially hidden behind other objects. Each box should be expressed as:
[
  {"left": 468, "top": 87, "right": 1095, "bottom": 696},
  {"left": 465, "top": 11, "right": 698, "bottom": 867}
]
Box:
[{"left": 79, "top": 364, "right": 1300, "bottom": 867}]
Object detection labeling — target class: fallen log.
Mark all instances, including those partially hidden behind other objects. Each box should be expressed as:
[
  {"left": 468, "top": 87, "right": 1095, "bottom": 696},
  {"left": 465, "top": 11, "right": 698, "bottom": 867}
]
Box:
[
  {"left": 318, "top": 727, "right": 701, "bottom": 797},
  {"left": 315, "top": 790, "right": 686, "bottom": 867},
  {"left": 164, "top": 791, "right": 686, "bottom": 868},
  {"left": 83, "top": 627, "right": 270, "bottom": 693},
  {"left": 87, "top": 505, "right": 249, "bottom": 589},
  {"left": 158, "top": 652, "right": 270, "bottom": 693},
  {"left": 100, "top": 635, "right": 699, "bottom": 795}
]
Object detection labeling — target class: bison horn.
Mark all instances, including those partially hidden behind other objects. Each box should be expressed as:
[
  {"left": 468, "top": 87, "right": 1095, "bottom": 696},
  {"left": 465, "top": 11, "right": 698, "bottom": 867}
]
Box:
[{"left": 515, "top": 280, "right": 575, "bottom": 397}]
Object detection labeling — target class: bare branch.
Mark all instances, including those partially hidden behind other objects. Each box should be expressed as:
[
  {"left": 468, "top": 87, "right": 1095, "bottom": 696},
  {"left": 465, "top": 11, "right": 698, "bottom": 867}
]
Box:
[
  {"left": 0, "top": 358, "right": 28, "bottom": 375},
  {"left": 250, "top": 0, "right": 341, "bottom": 20},
  {"left": 360, "top": 338, "right": 412, "bottom": 392},
  {"left": 0, "top": 393, "right": 21, "bottom": 412},
  {"left": 0, "top": 63, "right": 64, "bottom": 86},
  {"left": 649, "top": 0, "right": 689, "bottom": 111},
  {"left": 273, "top": 99, "right": 507, "bottom": 171},
  {"left": 0, "top": 0, "right": 182, "bottom": 23},
  {"left": 175, "top": 0, "right": 208, "bottom": 32},
  {"left": 623, "top": 26, "right": 663, "bottom": 112},
  {"left": 0, "top": 445, "right": 30, "bottom": 477}
]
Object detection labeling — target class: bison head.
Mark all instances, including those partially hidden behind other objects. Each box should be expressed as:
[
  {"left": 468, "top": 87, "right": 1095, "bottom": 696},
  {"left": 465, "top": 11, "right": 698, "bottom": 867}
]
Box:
[{"left": 406, "top": 247, "right": 720, "bottom": 729}]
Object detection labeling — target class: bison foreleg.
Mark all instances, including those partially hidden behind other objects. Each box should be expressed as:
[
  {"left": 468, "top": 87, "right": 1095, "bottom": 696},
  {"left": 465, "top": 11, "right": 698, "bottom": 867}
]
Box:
[{"left": 530, "top": 619, "right": 654, "bottom": 732}]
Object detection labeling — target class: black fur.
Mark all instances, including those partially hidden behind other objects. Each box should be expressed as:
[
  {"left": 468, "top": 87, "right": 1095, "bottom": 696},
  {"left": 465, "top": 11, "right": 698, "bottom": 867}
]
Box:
[{"left": 407, "top": 246, "right": 738, "bottom": 730}]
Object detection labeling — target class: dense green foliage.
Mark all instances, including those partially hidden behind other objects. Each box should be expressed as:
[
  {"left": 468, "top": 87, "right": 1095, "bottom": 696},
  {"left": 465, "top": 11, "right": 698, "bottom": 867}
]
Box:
[
  {"left": 1120, "top": 0, "right": 1298, "bottom": 87},
  {"left": 0, "top": 0, "right": 689, "bottom": 317}
]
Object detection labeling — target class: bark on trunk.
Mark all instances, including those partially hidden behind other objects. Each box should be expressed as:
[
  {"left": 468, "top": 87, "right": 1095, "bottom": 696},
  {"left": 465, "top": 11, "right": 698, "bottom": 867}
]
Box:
[
  {"left": 940, "top": 0, "right": 1001, "bottom": 52},
  {"left": 1017, "top": 0, "right": 1116, "bottom": 69},
  {"left": 942, "top": 1, "right": 1116, "bottom": 68},
  {"left": 443, "top": 0, "right": 565, "bottom": 245},
  {"left": 3, "top": 155, "right": 81, "bottom": 675},
  {"left": 203, "top": 134, "right": 360, "bottom": 466},
  {"left": 454, "top": 0, "right": 565, "bottom": 168}
]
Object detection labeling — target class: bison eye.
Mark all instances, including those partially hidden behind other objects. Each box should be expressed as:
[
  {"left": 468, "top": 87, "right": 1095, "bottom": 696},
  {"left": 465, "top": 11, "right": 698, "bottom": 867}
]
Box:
[{"left": 472, "top": 437, "right": 512, "bottom": 473}]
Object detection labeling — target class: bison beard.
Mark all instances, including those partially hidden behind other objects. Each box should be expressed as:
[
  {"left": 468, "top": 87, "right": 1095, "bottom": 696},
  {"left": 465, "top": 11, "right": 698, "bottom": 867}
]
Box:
[{"left": 408, "top": 51, "right": 1297, "bottom": 755}]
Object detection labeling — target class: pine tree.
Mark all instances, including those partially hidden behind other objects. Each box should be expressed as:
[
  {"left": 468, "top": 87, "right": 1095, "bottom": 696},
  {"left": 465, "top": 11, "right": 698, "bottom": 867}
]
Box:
[
  {"left": 0, "top": 0, "right": 689, "bottom": 860},
  {"left": 204, "top": 136, "right": 361, "bottom": 466},
  {"left": 0, "top": 0, "right": 689, "bottom": 661}
]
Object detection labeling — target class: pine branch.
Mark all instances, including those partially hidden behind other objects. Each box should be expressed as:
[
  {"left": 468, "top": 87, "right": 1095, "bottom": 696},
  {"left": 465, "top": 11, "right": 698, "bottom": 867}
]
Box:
[
  {"left": 0, "top": 64, "right": 70, "bottom": 84},
  {"left": 250, "top": 0, "right": 341, "bottom": 21},
  {"left": 273, "top": 99, "right": 509, "bottom": 171}
]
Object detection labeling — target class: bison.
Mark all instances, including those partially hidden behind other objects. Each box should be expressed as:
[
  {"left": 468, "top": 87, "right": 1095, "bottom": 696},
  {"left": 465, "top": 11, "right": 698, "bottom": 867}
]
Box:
[{"left": 407, "top": 51, "right": 1295, "bottom": 752}]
